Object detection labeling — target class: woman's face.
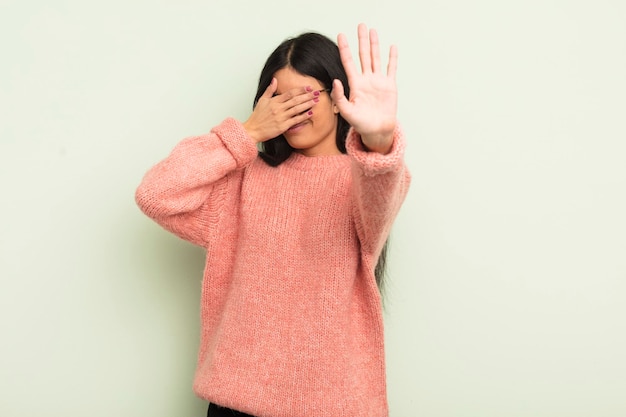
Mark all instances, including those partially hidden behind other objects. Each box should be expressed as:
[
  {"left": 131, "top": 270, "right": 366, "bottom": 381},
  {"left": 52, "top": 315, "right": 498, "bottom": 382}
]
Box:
[{"left": 274, "top": 67, "right": 340, "bottom": 157}]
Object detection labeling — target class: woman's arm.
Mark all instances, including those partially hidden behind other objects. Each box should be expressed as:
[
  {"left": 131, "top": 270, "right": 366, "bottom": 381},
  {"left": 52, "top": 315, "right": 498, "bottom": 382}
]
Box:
[
  {"left": 347, "top": 125, "right": 411, "bottom": 258},
  {"left": 334, "top": 24, "right": 411, "bottom": 256},
  {"left": 135, "top": 118, "right": 258, "bottom": 247}
]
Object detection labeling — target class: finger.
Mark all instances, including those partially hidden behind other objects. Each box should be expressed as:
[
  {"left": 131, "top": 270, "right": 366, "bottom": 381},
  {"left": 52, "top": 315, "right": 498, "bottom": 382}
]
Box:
[
  {"left": 275, "top": 85, "right": 313, "bottom": 104},
  {"left": 280, "top": 87, "right": 319, "bottom": 111},
  {"left": 285, "top": 98, "right": 316, "bottom": 117},
  {"left": 357, "top": 23, "right": 372, "bottom": 73},
  {"left": 369, "top": 28, "right": 381, "bottom": 73},
  {"left": 287, "top": 108, "right": 315, "bottom": 128},
  {"left": 387, "top": 44, "right": 398, "bottom": 79},
  {"left": 337, "top": 32, "right": 357, "bottom": 81}
]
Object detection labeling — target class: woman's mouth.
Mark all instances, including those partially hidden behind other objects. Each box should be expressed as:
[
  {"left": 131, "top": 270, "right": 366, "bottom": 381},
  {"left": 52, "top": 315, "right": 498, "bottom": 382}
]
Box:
[{"left": 287, "top": 121, "right": 307, "bottom": 132}]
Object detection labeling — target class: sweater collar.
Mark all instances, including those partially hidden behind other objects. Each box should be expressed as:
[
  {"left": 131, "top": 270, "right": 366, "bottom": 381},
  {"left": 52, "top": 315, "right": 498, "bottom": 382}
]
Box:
[{"left": 281, "top": 151, "right": 350, "bottom": 171}]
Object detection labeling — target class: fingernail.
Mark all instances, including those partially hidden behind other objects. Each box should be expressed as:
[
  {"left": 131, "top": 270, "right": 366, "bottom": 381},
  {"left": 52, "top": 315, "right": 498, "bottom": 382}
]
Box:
[
  {"left": 306, "top": 86, "right": 312, "bottom": 92},
  {"left": 313, "top": 97, "right": 319, "bottom": 103},
  {"left": 313, "top": 90, "right": 320, "bottom": 96},
  {"left": 307, "top": 110, "right": 313, "bottom": 115}
]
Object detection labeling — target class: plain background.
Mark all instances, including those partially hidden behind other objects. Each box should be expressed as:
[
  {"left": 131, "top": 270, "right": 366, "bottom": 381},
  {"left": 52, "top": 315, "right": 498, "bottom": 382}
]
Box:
[{"left": 1, "top": 0, "right": 625, "bottom": 416}]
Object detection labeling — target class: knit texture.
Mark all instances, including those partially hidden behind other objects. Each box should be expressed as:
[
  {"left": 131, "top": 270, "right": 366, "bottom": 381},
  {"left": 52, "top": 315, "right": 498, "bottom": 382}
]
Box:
[{"left": 135, "top": 117, "right": 411, "bottom": 417}]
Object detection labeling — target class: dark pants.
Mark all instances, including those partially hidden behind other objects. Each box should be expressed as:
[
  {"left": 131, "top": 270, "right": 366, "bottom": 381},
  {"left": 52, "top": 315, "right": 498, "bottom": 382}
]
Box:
[{"left": 207, "top": 403, "right": 256, "bottom": 417}]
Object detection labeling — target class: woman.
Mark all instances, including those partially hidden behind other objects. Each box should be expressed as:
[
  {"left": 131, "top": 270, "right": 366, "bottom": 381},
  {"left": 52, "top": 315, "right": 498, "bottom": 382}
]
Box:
[{"left": 136, "top": 23, "right": 411, "bottom": 417}]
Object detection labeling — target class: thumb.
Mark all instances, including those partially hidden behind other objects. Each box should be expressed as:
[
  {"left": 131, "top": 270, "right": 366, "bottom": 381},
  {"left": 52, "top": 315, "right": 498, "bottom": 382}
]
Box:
[
  {"left": 330, "top": 79, "right": 350, "bottom": 112},
  {"left": 262, "top": 77, "right": 278, "bottom": 99}
]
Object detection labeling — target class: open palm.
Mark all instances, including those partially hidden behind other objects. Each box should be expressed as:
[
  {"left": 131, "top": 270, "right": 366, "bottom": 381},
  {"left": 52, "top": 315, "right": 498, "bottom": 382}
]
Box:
[{"left": 331, "top": 23, "right": 398, "bottom": 153}]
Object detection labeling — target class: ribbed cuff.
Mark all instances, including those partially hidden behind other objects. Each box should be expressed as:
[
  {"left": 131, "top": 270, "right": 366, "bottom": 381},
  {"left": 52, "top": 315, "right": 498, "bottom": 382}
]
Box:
[
  {"left": 345, "top": 124, "right": 406, "bottom": 176},
  {"left": 211, "top": 117, "right": 258, "bottom": 168}
]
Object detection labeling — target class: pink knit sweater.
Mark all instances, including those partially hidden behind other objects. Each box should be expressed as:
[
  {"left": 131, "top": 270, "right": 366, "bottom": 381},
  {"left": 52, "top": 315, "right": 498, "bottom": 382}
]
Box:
[{"left": 135, "top": 117, "right": 411, "bottom": 417}]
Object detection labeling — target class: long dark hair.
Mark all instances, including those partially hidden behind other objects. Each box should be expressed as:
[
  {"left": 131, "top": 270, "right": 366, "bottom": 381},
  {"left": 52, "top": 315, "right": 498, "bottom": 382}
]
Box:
[
  {"left": 253, "top": 31, "right": 390, "bottom": 296},
  {"left": 253, "top": 32, "right": 350, "bottom": 166}
]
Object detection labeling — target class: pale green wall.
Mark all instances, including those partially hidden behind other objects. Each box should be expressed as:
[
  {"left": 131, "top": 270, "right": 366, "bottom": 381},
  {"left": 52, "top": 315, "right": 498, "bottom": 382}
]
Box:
[{"left": 1, "top": 0, "right": 625, "bottom": 416}]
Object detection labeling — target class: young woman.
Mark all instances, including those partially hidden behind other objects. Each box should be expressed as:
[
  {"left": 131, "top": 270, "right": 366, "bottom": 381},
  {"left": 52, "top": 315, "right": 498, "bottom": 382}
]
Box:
[{"left": 136, "top": 23, "right": 411, "bottom": 417}]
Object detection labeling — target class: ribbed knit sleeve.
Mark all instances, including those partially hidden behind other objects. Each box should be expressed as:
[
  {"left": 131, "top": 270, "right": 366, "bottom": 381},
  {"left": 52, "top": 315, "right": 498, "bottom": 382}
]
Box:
[
  {"left": 346, "top": 124, "right": 411, "bottom": 259},
  {"left": 135, "top": 117, "right": 258, "bottom": 247}
]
